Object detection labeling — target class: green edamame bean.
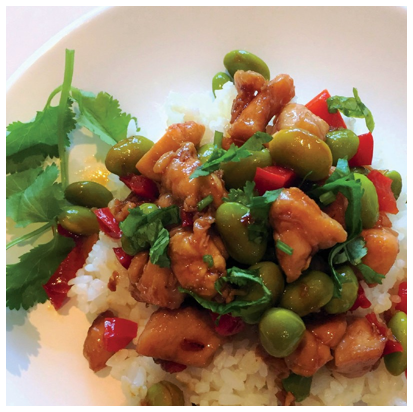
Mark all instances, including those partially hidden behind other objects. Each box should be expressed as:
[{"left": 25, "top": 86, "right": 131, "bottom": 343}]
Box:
[
  {"left": 280, "top": 270, "right": 334, "bottom": 317},
  {"left": 269, "top": 128, "right": 332, "bottom": 181},
  {"left": 384, "top": 170, "right": 402, "bottom": 200},
  {"left": 139, "top": 202, "right": 158, "bottom": 215},
  {"left": 354, "top": 172, "right": 379, "bottom": 229},
  {"left": 57, "top": 206, "right": 99, "bottom": 236},
  {"left": 324, "top": 265, "right": 358, "bottom": 314},
  {"left": 215, "top": 202, "right": 266, "bottom": 265},
  {"left": 212, "top": 72, "right": 232, "bottom": 97},
  {"left": 221, "top": 149, "right": 272, "bottom": 189},
  {"left": 64, "top": 181, "right": 113, "bottom": 208},
  {"left": 237, "top": 261, "right": 285, "bottom": 324},
  {"left": 145, "top": 381, "right": 185, "bottom": 406},
  {"left": 259, "top": 308, "right": 305, "bottom": 358},
  {"left": 325, "top": 129, "right": 359, "bottom": 166},
  {"left": 384, "top": 311, "right": 407, "bottom": 376},
  {"left": 224, "top": 50, "right": 270, "bottom": 80},
  {"left": 105, "top": 135, "right": 154, "bottom": 177},
  {"left": 282, "top": 373, "right": 312, "bottom": 402},
  {"left": 198, "top": 143, "right": 215, "bottom": 164}
]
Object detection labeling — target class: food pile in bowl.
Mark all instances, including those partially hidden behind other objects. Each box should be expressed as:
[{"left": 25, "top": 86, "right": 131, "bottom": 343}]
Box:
[{"left": 6, "top": 49, "right": 407, "bottom": 406}]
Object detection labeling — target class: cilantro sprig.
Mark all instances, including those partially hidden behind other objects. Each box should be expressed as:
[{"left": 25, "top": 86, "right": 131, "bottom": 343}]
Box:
[
  {"left": 190, "top": 131, "right": 272, "bottom": 179},
  {"left": 179, "top": 266, "right": 272, "bottom": 317},
  {"left": 327, "top": 88, "right": 375, "bottom": 133},
  {"left": 6, "top": 49, "right": 138, "bottom": 310}
]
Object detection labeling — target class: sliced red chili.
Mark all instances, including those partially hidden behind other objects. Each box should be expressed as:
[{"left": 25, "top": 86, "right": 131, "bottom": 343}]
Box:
[
  {"left": 305, "top": 89, "right": 347, "bottom": 129},
  {"left": 382, "top": 339, "right": 403, "bottom": 357},
  {"left": 350, "top": 283, "right": 372, "bottom": 311},
  {"left": 93, "top": 207, "right": 122, "bottom": 239},
  {"left": 43, "top": 234, "right": 98, "bottom": 310},
  {"left": 103, "top": 317, "right": 138, "bottom": 352},
  {"left": 365, "top": 312, "right": 389, "bottom": 337},
  {"left": 120, "top": 174, "right": 159, "bottom": 200},
  {"left": 395, "top": 281, "right": 407, "bottom": 314},
  {"left": 113, "top": 247, "right": 133, "bottom": 269},
  {"left": 180, "top": 209, "right": 194, "bottom": 227},
  {"left": 367, "top": 170, "right": 399, "bottom": 214}
]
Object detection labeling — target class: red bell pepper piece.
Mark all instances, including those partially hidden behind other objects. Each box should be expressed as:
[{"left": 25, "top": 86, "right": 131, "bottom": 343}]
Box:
[
  {"left": 254, "top": 165, "right": 297, "bottom": 196},
  {"left": 382, "top": 339, "right": 404, "bottom": 357},
  {"left": 113, "top": 247, "right": 133, "bottom": 269},
  {"left": 210, "top": 312, "right": 245, "bottom": 337},
  {"left": 350, "top": 283, "right": 372, "bottom": 311},
  {"left": 395, "top": 281, "right": 407, "bottom": 314},
  {"left": 119, "top": 174, "right": 159, "bottom": 200},
  {"left": 43, "top": 234, "right": 98, "bottom": 310},
  {"left": 57, "top": 224, "right": 81, "bottom": 241},
  {"left": 180, "top": 209, "right": 194, "bottom": 227},
  {"left": 103, "top": 317, "right": 138, "bottom": 352},
  {"left": 305, "top": 89, "right": 347, "bottom": 129},
  {"left": 93, "top": 207, "right": 122, "bottom": 239},
  {"left": 348, "top": 132, "right": 374, "bottom": 167},
  {"left": 367, "top": 170, "right": 399, "bottom": 214}
]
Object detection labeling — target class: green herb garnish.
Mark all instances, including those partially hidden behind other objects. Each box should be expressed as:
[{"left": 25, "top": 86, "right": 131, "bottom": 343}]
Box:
[
  {"left": 276, "top": 240, "right": 293, "bottom": 255},
  {"left": 197, "top": 195, "right": 214, "bottom": 211},
  {"left": 327, "top": 88, "right": 375, "bottom": 132},
  {"left": 203, "top": 254, "right": 214, "bottom": 268}
]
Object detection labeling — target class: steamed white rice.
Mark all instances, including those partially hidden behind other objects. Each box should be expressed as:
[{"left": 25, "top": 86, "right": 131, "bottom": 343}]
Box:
[{"left": 68, "top": 83, "right": 407, "bottom": 406}]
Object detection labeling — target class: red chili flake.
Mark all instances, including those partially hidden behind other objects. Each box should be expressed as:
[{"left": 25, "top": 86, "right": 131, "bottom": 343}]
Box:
[
  {"left": 180, "top": 209, "right": 194, "bottom": 227},
  {"left": 113, "top": 247, "right": 133, "bottom": 269},
  {"left": 153, "top": 359, "right": 187, "bottom": 373},
  {"left": 350, "top": 283, "right": 372, "bottom": 311},
  {"left": 180, "top": 339, "right": 205, "bottom": 352},
  {"left": 210, "top": 312, "right": 246, "bottom": 336}
]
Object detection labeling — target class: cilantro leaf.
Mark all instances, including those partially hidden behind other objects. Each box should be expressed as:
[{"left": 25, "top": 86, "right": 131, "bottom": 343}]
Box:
[
  {"left": 190, "top": 132, "right": 272, "bottom": 178},
  {"left": 327, "top": 88, "right": 375, "bottom": 132},
  {"left": 203, "top": 254, "right": 214, "bottom": 268},
  {"left": 6, "top": 234, "right": 75, "bottom": 310},
  {"left": 179, "top": 266, "right": 272, "bottom": 317},
  {"left": 356, "top": 263, "right": 385, "bottom": 285},
  {"left": 71, "top": 89, "right": 138, "bottom": 146},
  {"left": 120, "top": 205, "right": 180, "bottom": 267},
  {"left": 6, "top": 167, "right": 43, "bottom": 198},
  {"left": 6, "top": 164, "right": 66, "bottom": 228},
  {"left": 223, "top": 181, "right": 256, "bottom": 207},
  {"left": 6, "top": 101, "right": 75, "bottom": 158}
]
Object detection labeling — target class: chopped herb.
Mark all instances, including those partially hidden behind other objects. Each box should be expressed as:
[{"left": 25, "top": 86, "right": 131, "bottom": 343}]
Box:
[
  {"left": 179, "top": 266, "right": 272, "bottom": 317},
  {"left": 356, "top": 263, "right": 385, "bottom": 285},
  {"left": 276, "top": 240, "right": 293, "bottom": 255},
  {"left": 223, "top": 180, "right": 256, "bottom": 207},
  {"left": 197, "top": 195, "right": 214, "bottom": 211},
  {"left": 319, "top": 190, "right": 337, "bottom": 206},
  {"left": 327, "top": 88, "right": 375, "bottom": 132},
  {"left": 203, "top": 254, "right": 214, "bottom": 268},
  {"left": 213, "top": 130, "right": 223, "bottom": 148},
  {"left": 190, "top": 132, "right": 272, "bottom": 178}
]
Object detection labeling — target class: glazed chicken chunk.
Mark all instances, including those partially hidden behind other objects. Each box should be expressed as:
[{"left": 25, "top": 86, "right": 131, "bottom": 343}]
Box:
[
  {"left": 153, "top": 142, "right": 227, "bottom": 211},
  {"left": 269, "top": 188, "right": 347, "bottom": 282},
  {"left": 128, "top": 251, "right": 185, "bottom": 309},
  {"left": 274, "top": 102, "right": 329, "bottom": 140},
  {"left": 169, "top": 216, "right": 227, "bottom": 299},
  {"left": 329, "top": 317, "right": 387, "bottom": 378},
  {"left": 136, "top": 306, "right": 223, "bottom": 367},
  {"left": 228, "top": 72, "right": 295, "bottom": 146}
]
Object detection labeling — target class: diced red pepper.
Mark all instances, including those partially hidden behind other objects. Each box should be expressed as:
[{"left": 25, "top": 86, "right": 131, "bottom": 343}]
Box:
[
  {"left": 57, "top": 224, "right": 81, "bottom": 241},
  {"left": 210, "top": 312, "right": 245, "bottom": 337},
  {"left": 103, "top": 317, "right": 138, "bottom": 352},
  {"left": 305, "top": 89, "right": 347, "bottom": 129},
  {"left": 254, "top": 165, "right": 297, "bottom": 196},
  {"left": 93, "top": 207, "right": 122, "bottom": 239},
  {"left": 154, "top": 359, "right": 187, "bottom": 373},
  {"left": 350, "top": 283, "right": 372, "bottom": 311},
  {"left": 113, "top": 247, "right": 133, "bottom": 269},
  {"left": 348, "top": 132, "right": 374, "bottom": 167},
  {"left": 180, "top": 209, "right": 194, "bottom": 227},
  {"left": 382, "top": 338, "right": 404, "bottom": 356},
  {"left": 395, "top": 281, "right": 407, "bottom": 314},
  {"left": 367, "top": 170, "right": 399, "bottom": 214},
  {"left": 119, "top": 174, "right": 159, "bottom": 200},
  {"left": 43, "top": 234, "right": 98, "bottom": 310}
]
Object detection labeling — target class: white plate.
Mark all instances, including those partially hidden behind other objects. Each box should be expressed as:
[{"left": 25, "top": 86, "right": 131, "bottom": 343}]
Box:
[{"left": 6, "top": 6, "right": 407, "bottom": 406}]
